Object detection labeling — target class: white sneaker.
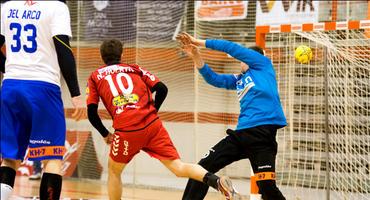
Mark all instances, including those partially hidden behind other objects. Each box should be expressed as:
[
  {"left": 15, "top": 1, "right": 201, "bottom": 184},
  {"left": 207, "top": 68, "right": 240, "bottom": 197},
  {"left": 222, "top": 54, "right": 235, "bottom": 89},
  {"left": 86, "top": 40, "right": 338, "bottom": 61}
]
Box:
[
  {"left": 29, "top": 172, "right": 41, "bottom": 180},
  {"left": 217, "top": 176, "right": 243, "bottom": 200}
]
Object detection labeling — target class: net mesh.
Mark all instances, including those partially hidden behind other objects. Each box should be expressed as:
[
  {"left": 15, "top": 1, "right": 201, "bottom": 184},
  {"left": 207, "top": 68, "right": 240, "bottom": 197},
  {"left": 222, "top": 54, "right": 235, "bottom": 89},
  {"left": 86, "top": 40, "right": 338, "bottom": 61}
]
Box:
[
  {"left": 60, "top": 1, "right": 256, "bottom": 194},
  {"left": 53, "top": 0, "right": 370, "bottom": 199},
  {"left": 264, "top": 28, "right": 370, "bottom": 199}
]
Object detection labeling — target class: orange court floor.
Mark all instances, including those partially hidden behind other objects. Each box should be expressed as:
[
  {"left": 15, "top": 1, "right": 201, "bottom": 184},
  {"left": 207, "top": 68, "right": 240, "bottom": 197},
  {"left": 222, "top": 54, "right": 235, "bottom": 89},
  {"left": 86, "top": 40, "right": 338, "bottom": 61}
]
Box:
[{"left": 11, "top": 176, "right": 228, "bottom": 200}]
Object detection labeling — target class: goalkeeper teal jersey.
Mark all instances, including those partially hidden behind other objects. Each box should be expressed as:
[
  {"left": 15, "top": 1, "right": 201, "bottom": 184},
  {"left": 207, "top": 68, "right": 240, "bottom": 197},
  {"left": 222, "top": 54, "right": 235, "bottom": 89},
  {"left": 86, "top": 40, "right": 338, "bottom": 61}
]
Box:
[{"left": 199, "top": 39, "right": 287, "bottom": 130}]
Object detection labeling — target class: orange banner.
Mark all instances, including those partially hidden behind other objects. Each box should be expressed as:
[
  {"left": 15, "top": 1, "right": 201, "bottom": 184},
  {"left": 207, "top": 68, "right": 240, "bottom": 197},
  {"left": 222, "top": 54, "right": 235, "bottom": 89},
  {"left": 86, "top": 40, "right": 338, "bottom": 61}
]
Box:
[{"left": 195, "top": 1, "right": 248, "bottom": 21}]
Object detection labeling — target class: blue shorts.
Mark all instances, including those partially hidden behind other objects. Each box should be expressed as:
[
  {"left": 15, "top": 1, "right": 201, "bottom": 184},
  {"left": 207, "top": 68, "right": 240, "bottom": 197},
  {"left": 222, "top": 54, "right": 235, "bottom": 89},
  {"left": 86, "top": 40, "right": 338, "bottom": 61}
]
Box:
[{"left": 1, "top": 79, "right": 66, "bottom": 161}]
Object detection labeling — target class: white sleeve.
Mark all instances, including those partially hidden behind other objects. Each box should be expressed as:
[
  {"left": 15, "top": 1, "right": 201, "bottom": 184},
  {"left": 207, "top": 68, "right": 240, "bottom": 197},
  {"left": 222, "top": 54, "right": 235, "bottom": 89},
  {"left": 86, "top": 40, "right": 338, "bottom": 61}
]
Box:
[
  {"left": 50, "top": 3, "right": 72, "bottom": 37},
  {"left": 0, "top": 3, "right": 5, "bottom": 36}
]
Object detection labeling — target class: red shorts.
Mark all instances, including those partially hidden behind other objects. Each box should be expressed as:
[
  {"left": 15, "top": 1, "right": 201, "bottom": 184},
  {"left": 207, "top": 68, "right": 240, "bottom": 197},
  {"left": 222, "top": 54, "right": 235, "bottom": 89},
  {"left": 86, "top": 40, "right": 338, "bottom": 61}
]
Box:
[{"left": 110, "top": 119, "right": 180, "bottom": 163}]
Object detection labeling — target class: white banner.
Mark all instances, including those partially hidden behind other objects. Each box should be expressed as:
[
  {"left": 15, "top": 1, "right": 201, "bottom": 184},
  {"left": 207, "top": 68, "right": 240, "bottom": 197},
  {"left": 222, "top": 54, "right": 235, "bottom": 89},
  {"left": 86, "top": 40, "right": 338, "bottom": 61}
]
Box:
[
  {"left": 256, "top": 0, "right": 319, "bottom": 25},
  {"left": 195, "top": 1, "right": 248, "bottom": 21}
]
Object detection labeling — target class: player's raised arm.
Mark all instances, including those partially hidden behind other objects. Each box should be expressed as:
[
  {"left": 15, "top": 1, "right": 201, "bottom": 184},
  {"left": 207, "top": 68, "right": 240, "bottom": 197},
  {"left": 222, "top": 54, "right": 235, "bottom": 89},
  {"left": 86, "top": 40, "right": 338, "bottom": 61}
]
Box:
[
  {"left": 198, "top": 64, "right": 237, "bottom": 90},
  {"left": 205, "top": 39, "right": 270, "bottom": 71},
  {"left": 180, "top": 43, "right": 237, "bottom": 90},
  {"left": 177, "top": 32, "right": 270, "bottom": 71}
]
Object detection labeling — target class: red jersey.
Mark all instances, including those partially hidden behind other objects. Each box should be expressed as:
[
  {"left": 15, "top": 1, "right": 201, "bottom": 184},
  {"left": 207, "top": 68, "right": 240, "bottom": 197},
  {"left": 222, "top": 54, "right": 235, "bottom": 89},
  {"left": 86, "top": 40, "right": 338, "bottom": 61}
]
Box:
[{"left": 86, "top": 63, "right": 160, "bottom": 131}]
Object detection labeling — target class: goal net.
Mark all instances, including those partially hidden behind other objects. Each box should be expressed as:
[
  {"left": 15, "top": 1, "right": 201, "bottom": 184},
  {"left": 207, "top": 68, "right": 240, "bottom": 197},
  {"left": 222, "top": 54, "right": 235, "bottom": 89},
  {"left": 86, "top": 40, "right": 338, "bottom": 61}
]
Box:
[
  {"left": 35, "top": 1, "right": 369, "bottom": 199},
  {"left": 59, "top": 1, "right": 254, "bottom": 195},
  {"left": 63, "top": 0, "right": 197, "bottom": 190},
  {"left": 256, "top": 21, "right": 370, "bottom": 200}
]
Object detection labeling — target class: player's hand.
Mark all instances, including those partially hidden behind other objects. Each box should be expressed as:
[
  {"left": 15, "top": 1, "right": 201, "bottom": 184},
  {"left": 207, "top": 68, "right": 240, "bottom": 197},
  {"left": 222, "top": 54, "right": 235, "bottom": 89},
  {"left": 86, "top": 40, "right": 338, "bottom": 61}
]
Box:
[
  {"left": 182, "top": 44, "right": 199, "bottom": 58},
  {"left": 176, "top": 32, "right": 205, "bottom": 47},
  {"left": 71, "top": 95, "right": 85, "bottom": 121},
  {"left": 104, "top": 133, "right": 113, "bottom": 145},
  {"left": 181, "top": 44, "right": 205, "bottom": 68},
  {"left": 176, "top": 32, "right": 192, "bottom": 46}
]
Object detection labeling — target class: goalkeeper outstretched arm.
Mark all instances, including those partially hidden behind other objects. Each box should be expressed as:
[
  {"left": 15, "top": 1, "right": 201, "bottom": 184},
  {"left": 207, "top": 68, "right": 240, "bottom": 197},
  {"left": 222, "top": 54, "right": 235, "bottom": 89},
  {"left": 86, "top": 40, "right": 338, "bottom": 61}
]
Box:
[
  {"left": 180, "top": 43, "right": 236, "bottom": 90},
  {"left": 205, "top": 39, "right": 270, "bottom": 71},
  {"left": 198, "top": 64, "right": 237, "bottom": 90},
  {"left": 177, "top": 32, "right": 270, "bottom": 71}
]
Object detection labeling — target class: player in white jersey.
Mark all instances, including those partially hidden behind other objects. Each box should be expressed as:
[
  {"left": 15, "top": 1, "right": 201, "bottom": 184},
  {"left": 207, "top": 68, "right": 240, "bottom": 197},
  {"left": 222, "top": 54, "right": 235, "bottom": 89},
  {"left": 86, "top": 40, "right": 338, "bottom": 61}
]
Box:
[{"left": 0, "top": 1, "right": 84, "bottom": 199}]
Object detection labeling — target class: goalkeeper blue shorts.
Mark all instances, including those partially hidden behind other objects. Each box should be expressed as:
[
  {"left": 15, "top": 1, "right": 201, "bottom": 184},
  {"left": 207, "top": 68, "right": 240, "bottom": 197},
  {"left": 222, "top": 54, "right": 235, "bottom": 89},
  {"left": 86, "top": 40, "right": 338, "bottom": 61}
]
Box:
[{"left": 1, "top": 79, "right": 66, "bottom": 161}]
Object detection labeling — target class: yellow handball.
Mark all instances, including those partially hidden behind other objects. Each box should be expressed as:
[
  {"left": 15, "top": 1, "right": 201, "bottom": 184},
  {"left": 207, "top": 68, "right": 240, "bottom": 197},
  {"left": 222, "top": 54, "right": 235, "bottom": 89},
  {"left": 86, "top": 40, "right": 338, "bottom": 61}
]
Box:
[{"left": 295, "top": 45, "right": 312, "bottom": 64}]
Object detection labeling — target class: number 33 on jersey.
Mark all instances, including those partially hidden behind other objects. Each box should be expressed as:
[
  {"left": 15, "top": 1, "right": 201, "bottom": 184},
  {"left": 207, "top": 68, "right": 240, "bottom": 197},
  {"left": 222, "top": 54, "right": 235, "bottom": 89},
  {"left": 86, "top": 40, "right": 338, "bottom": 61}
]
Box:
[
  {"left": 86, "top": 64, "right": 160, "bottom": 131},
  {"left": 1, "top": 1, "right": 72, "bottom": 86}
]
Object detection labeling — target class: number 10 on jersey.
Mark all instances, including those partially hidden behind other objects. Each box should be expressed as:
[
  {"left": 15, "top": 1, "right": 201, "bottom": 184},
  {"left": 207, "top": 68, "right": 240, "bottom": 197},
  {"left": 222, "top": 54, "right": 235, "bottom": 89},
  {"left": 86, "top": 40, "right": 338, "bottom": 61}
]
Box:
[{"left": 105, "top": 73, "right": 134, "bottom": 97}]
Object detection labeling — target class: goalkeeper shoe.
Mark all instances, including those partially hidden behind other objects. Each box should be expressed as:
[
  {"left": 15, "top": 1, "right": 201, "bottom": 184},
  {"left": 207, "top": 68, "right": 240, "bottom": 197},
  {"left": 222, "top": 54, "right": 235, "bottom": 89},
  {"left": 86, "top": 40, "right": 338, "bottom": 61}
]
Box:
[{"left": 218, "top": 176, "right": 243, "bottom": 200}]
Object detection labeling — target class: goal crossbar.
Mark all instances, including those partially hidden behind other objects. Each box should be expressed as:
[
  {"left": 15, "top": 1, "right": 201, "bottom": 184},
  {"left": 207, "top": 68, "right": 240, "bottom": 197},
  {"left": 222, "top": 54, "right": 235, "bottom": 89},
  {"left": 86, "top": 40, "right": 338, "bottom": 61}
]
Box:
[{"left": 256, "top": 20, "right": 370, "bottom": 48}]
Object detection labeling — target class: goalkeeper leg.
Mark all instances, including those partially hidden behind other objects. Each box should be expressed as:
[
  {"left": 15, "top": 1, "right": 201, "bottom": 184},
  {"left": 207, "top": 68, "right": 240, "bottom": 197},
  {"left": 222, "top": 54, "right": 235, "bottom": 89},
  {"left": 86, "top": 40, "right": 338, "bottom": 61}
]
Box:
[
  {"left": 182, "top": 131, "right": 247, "bottom": 200},
  {"left": 249, "top": 141, "right": 285, "bottom": 200}
]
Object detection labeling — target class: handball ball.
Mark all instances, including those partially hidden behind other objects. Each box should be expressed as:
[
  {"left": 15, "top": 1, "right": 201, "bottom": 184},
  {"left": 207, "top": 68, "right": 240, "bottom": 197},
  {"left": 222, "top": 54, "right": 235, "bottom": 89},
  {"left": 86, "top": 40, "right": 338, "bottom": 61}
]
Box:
[{"left": 295, "top": 45, "right": 312, "bottom": 64}]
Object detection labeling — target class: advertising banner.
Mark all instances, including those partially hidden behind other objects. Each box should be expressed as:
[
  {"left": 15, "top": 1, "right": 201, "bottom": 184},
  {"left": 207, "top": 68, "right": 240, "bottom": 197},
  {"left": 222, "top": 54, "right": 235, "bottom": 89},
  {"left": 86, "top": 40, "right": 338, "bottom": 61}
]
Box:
[
  {"left": 81, "top": 1, "right": 184, "bottom": 43},
  {"left": 256, "top": 0, "right": 319, "bottom": 25},
  {"left": 195, "top": 1, "right": 248, "bottom": 21},
  {"left": 136, "top": 1, "right": 185, "bottom": 42},
  {"left": 82, "top": 0, "right": 136, "bottom": 42}
]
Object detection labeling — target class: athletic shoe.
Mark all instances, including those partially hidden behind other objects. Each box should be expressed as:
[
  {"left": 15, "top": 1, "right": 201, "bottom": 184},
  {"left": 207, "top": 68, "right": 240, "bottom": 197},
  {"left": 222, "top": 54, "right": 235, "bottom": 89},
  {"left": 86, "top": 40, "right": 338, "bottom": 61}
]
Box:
[
  {"left": 217, "top": 176, "right": 243, "bottom": 200},
  {"left": 29, "top": 172, "right": 41, "bottom": 180}
]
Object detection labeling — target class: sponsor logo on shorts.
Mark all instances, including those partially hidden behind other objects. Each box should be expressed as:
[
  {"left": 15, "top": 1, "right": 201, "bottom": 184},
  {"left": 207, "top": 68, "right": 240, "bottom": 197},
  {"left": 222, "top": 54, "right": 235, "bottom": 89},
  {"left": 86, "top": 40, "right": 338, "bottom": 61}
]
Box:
[
  {"left": 258, "top": 165, "right": 272, "bottom": 169},
  {"left": 27, "top": 146, "right": 65, "bottom": 158},
  {"left": 202, "top": 148, "right": 215, "bottom": 159},
  {"left": 29, "top": 139, "right": 51, "bottom": 145},
  {"left": 111, "top": 135, "right": 120, "bottom": 156},
  {"left": 123, "top": 140, "right": 129, "bottom": 156}
]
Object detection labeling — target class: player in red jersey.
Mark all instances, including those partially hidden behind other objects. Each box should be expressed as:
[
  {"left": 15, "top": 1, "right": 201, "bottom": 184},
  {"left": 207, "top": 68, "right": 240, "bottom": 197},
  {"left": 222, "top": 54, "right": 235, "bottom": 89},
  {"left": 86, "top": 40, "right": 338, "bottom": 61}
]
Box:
[{"left": 86, "top": 39, "right": 243, "bottom": 200}]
